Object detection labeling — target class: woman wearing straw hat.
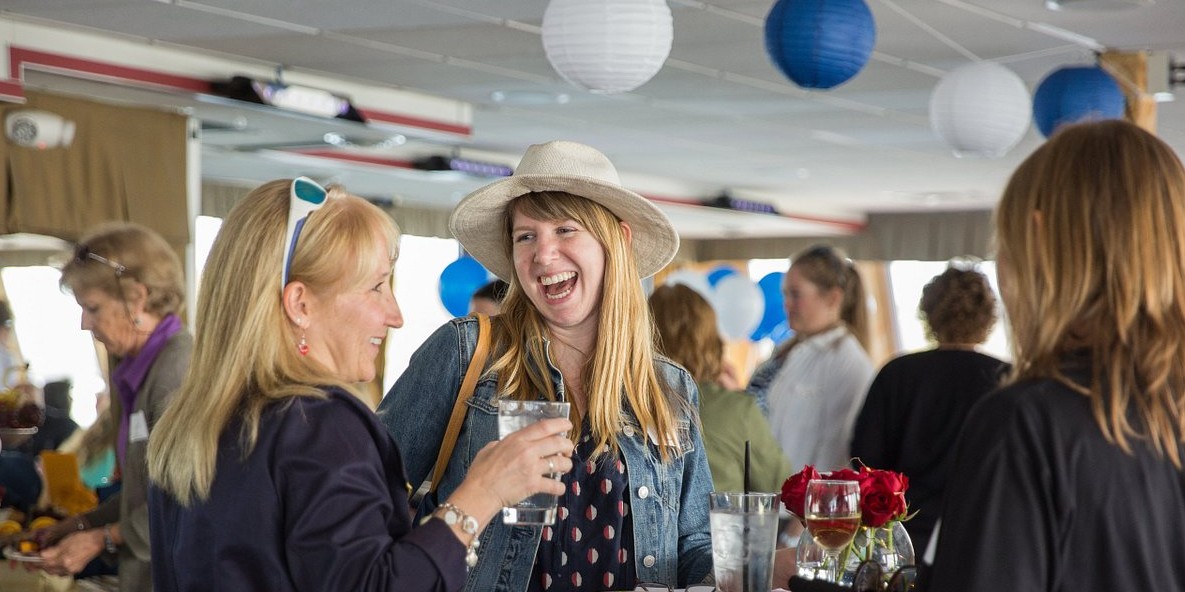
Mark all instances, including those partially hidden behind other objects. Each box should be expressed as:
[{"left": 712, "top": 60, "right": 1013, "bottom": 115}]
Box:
[{"left": 379, "top": 141, "right": 718, "bottom": 591}]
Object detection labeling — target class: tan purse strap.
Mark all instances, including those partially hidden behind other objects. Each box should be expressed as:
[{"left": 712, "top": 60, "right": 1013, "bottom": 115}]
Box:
[{"left": 428, "top": 312, "right": 492, "bottom": 493}]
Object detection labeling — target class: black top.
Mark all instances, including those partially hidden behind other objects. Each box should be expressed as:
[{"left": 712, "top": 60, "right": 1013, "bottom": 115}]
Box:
[
  {"left": 528, "top": 424, "right": 636, "bottom": 592},
  {"left": 929, "top": 365, "right": 1185, "bottom": 592},
  {"left": 850, "top": 349, "right": 1008, "bottom": 548},
  {"left": 149, "top": 388, "right": 467, "bottom": 592}
]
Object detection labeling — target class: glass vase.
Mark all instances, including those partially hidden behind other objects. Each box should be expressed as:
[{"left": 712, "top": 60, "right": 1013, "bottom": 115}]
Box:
[{"left": 795, "top": 521, "right": 915, "bottom": 585}]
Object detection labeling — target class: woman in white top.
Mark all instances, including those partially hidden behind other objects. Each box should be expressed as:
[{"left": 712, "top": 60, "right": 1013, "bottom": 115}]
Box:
[{"left": 747, "top": 244, "right": 874, "bottom": 472}]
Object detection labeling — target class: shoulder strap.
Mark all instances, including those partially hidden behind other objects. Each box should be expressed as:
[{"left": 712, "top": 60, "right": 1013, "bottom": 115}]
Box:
[{"left": 428, "top": 312, "right": 492, "bottom": 493}]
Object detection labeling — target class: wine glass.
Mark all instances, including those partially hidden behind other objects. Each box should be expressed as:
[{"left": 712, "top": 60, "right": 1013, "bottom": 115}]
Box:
[{"left": 804, "top": 479, "right": 861, "bottom": 584}]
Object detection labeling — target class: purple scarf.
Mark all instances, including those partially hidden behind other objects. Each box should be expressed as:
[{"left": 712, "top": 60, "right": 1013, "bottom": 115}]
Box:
[{"left": 111, "top": 314, "right": 181, "bottom": 467}]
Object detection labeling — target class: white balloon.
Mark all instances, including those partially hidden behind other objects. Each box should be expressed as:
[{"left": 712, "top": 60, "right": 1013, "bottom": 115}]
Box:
[
  {"left": 664, "top": 269, "right": 712, "bottom": 299},
  {"left": 711, "top": 275, "right": 765, "bottom": 340}
]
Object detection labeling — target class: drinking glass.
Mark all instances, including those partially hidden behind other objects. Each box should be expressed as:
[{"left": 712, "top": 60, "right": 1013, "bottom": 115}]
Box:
[
  {"left": 708, "top": 492, "right": 779, "bottom": 592},
  {"left": 496, "top": 399, "right": 570, "bottom": 525},
  {"left": 804, "top": 479, "right": 861, "bottom": 584}
]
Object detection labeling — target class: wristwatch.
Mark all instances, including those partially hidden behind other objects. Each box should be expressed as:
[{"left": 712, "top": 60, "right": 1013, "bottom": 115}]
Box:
[{"left": 102, "top": 525, "right": 118, "bottom": 555}]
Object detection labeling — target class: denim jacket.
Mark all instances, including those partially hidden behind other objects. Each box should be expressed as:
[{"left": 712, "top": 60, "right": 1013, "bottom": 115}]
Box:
[{"left": 378, "top": 317, "right": 715, "bottom": 592}]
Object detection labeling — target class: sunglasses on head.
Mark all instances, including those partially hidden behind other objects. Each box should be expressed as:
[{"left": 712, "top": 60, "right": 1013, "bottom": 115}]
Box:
[
  {"left": 74, "top": 244, "right": 128, "bottom": 277},
  {"left": 281, "top": 176, "right": 328, "bottom": 293}
]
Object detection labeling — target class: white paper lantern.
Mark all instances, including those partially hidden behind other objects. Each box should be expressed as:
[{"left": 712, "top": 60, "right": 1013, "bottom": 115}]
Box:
[
  {"left": 710, "top": 275, "right": 765, "bottom": 341},
  {"left": 541, "top": 0, "right": 673, "bottom": 94},
  {"left": 929, "top": 62, "right": 1031, "bottom": 158},
  {"left": 664, "top": 268, "right": 712, "bottom": 300}
]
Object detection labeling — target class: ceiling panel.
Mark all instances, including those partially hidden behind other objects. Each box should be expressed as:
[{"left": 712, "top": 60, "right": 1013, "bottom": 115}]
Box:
[{"left": 1, "top": 0, "right": 1181, "bottom": 237}]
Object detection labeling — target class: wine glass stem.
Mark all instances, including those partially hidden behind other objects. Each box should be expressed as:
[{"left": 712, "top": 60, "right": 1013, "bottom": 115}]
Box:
[{"left": 823, "top": 551, "right": 840, "bottom": 583}]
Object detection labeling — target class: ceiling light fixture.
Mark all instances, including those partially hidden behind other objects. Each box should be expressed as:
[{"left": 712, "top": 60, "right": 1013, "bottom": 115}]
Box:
[
  {"left": 413, "top": 155, "right": 513, "bottom": 178},
  {"left": 1045, "top": 0, "right": 1154, "bottom": 11},
  {"left": 489, "top": 90, "right": 571, "bottom": 105},
  {"left": 211, "top": 75, "right": 364, "bottom": 121}
]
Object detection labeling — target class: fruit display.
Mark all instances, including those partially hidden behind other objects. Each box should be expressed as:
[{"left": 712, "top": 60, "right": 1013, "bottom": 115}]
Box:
[{"left": 0, "top": 510, "right": 62, "bottom": 555}]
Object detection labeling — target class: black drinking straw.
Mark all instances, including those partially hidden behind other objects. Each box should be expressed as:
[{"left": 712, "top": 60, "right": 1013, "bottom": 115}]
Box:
[
  {"left": 744, "top": 440, "right": 752, "bottom": 494},
  {"left": 743, "top": 440, "right": 751, "bottom": 590}
]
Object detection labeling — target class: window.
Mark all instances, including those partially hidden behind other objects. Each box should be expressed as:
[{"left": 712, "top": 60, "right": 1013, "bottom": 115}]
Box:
[
  {"left": 887, "top": 261, "right": 1009, "bottom": 361},
  {"left": 384, "top": 235, "right": 463, "bottom": 392},
  {"left": 3, "top": 266, "right": 106, "bottom": 427}
]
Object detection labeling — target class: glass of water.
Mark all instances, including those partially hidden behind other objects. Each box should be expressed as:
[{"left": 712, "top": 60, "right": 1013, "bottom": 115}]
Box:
[
  {"left": 708, "top": 492, "right": 779, "bottom": 592},
  {"left": 496, "top": 399, "right": 570, "bottom": 525}
]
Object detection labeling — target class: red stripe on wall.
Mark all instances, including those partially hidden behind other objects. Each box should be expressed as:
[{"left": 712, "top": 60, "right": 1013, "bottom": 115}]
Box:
[
  {"left": 356, "top": 108, "right": 471, "bottom": 137},
  {"left": 646, "top": 193, "right": 866, "bottom": 232},
  {"left": 0, "top": 78, "right": 25, "bottom": 102},
  {"left": 286, "top": 149, "right": 417, "bottom": 169},
  {"left": 8, "top": 47, "right": 472, "bottom": 138},
  {"left": 10, "top": 47, "right": 212, "bottom": 93}
]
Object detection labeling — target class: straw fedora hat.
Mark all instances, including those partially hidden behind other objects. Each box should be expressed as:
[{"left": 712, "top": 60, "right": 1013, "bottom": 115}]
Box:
[{"left": 449, "top": 140, "right": 679, "bottom": 281}]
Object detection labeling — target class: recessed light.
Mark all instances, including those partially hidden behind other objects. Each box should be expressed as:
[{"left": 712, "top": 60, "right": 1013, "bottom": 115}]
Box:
[
  {"left": 490, "top": 90, "right": 571, "bottom": 105},
  {"left": 1045, "top": 0, "right": 1154, "bottom": 11}
]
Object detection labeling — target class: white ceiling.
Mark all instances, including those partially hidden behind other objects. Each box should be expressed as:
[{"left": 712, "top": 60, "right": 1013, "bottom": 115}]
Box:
[{"left": 3, "top": 0, "right": 1184, "bottom": 239}]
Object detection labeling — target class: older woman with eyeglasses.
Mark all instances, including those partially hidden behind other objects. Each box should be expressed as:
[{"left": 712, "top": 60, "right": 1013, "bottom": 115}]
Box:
[
  {"left": 31, "top": 222, "right": 191, "bottom": 592},
  {"left": 146, "top": 178, "right": 573, "bottom": 591}
]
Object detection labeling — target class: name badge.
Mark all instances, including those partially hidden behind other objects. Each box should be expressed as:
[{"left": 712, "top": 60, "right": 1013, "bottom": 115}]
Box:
[{"left": 129, "top": 410, "right": 149, "bottom": 442}]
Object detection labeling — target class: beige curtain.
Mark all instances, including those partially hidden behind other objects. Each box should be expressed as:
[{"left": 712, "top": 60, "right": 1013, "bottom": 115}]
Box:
[{"left": 0, "top": 90, "right": 189, "bottom": 250}]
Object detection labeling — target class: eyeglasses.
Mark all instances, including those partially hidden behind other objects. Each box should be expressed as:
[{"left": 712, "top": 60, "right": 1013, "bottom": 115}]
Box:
[
  {"left": 853, "top": 561, "right": 919, "bottom": 592},
  {"left": 281, "top": 176, "right": 328, "bottom": 292},
  {"left": 74, "top": 244, "right": 128, "bottom": 277},
  {"left": 634, "top": 584, "right": 716, "bottom": 592}
]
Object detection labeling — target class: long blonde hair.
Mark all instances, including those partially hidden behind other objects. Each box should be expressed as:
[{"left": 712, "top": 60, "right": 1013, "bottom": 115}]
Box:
[
  {"left": 996, "top": 120, "right": 1185, "bottom": 469},
  {"left": 148, "top": 179, "right": 400, "bottom": 504},
  {"left": 490, "top": 191, "right": 682, "bottom": 462}
]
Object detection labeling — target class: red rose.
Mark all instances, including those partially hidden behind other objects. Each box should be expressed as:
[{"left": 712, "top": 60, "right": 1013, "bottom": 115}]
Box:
[
  {"left": 825, "top": 468, "right": 863, "bottom": 483},
  {"left": 857, "top": 469, "right": 909, "bottom": 528},
  {"left": 780, "top": 465, "right": 820, "bottom": 519}
]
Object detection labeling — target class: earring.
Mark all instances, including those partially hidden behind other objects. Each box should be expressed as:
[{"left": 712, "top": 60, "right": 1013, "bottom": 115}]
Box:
[
  {"left": 295, "top": 317, "right": 309, "bottom": 356},
  {"left": 134, "top": 316, "right": 142, "bottom": 327}
]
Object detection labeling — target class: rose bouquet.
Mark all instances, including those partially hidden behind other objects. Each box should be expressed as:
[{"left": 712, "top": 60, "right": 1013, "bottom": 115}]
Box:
[{"left": 781, "top": 464, "right": 913, "bottom": 575}]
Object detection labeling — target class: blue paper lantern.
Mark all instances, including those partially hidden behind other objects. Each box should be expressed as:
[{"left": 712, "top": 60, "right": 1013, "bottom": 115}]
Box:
[
  {"left": 1032, "top": 65, "right": 1125, "bottom": 138},
  {"left": 750, "top": 272, "right": 787, "bottom": 341},
  {"left": 706, "top": 265, "right": 738, "bottom": 287},
  {"left": 764, "top": 0, "right": 876, "bottom": 90},
  {"left": 439, "top": 256, "right": 490, "bottom": 317}
]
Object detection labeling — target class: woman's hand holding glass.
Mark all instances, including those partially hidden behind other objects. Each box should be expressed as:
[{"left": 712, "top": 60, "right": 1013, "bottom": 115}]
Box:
[{"left": 448, "top": 417, "right": 575, "bottom": 524}]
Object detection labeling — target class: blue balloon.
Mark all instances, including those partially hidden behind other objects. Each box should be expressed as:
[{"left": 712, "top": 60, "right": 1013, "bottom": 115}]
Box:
[
  {"left": 1032, "top": 66, "right": 1124, "bottom": 138},
  {"left": 765, "top": 0, "right": 876, "bottom": 90},
  {"left": 706, "top": 265, "right": 738, "bottom": 287},
  {"left": 439, "top": 256, "right": 490, "bottom": 317},
  {"left": 768, "top": 320, "right": 794, "bottom": 345},
  {"left": 750, "top": 272, "right": 787, "bottom": 341}
]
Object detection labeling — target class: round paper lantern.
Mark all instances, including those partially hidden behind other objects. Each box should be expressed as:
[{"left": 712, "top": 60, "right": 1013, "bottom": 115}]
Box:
[
  {"left": 542, "top": 0, "right": 673, "bottom": 94},
  {"left": 664, "top": 268, "right": 712, "bottom": 300},
  {"left": 439, "top": 256, "right": 490, "bottom": 317},
  {"left": 1032, "top": 65, "right": 1125, "bottom": 138},
  {"left": 706, "top": 265, "right": 739, "bottom": 287},
  {"left": 929, "top": 62, "right": 1031, "bottom": 158},
  {"left": 710, "top": 275, "right": 765, "bottom": 341},
  {"left": 750, "top": 272, "right": 787, "bottom": 341},
  {"left": 764, "top": 0, "right": 876, "bottom": 90}
]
